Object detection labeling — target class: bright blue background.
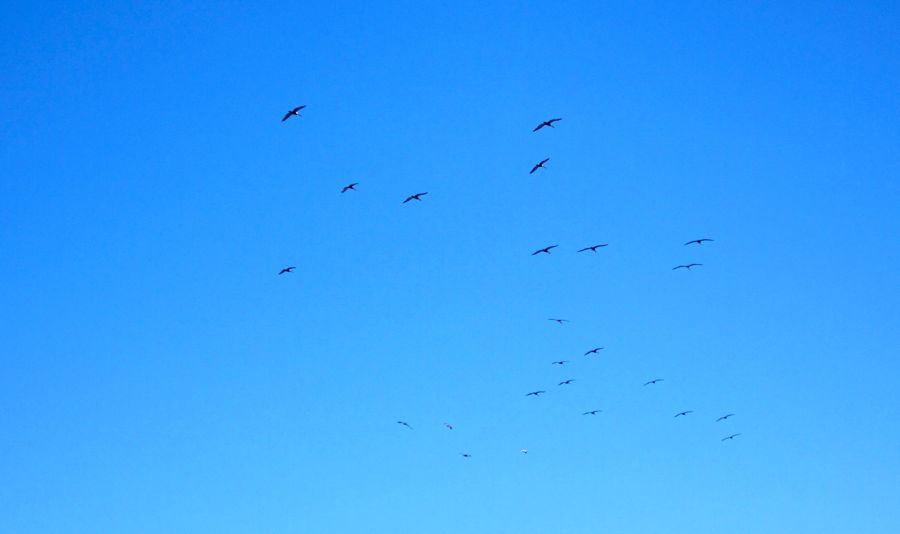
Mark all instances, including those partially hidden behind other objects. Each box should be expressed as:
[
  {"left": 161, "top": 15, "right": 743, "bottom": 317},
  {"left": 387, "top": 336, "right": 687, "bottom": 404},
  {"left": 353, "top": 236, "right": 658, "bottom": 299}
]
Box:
[{"left": 2, "top": 1, "right": 899, "bottom": 532}]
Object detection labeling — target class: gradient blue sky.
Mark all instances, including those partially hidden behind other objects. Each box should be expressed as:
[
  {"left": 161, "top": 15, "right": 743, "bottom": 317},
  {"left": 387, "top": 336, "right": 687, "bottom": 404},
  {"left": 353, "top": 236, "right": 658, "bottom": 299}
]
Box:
[{"left": 2, "top": 1, "right": 899, "bottom": 533}]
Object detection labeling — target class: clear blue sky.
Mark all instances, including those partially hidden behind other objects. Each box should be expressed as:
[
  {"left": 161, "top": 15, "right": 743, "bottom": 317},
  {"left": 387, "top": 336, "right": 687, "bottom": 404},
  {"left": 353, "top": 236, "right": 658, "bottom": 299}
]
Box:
[{"left": 2, "top": 1, "right": 899, "bottom": 532}]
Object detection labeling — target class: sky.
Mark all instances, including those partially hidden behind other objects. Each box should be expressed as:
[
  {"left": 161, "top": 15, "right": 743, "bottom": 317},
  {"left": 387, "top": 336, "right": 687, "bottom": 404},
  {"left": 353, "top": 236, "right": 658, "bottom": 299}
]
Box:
[{"left": 1, "top": 1, "right": 899, "bottom": 532}]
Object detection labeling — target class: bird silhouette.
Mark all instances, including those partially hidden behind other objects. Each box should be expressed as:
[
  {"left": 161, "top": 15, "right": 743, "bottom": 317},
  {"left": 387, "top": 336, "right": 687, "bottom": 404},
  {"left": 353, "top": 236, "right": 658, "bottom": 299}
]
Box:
[
  {"left": 532, "top": 245, "right": 558, "bottom": 255},
  {"left": 582, "top": 410, "right": 602, "bottom": 415},
  {"left": 672, "top": 263, "right": 703, "bottom": 270},
  {"left": 403, "top": 192, "right": 428, "bottom": 203},
  {"left": 281, "top": 105, "right": 305, "bottom": 122},
  {"left": 584, "top": 347, "right": 604, "bottom": 355},
  {"left": 721, "top": 433, "right": 741, "bottom": 441},
  {"left": 684, "top": 238, "right": 714, "bottom": 245},
  {"left": 460, "top": 453, "right": 472, "bottom": 458},
  {"left": 526, "top": 390, "right": 546, "bottom": 397},
  {"left": 551, "top": 360, "right": 569, "bottom": 365},
  {"left": 397, "top": 421, "right": 413, "bottom": 429},
  {"left": 716, "top": 414, "right": 735, "bottom": 422},
  {"left": 548, "top": 318, "right": 570, "bottom": 324},
  {"left": 533, "top": 118, "right": 562, "bottom": 132},
  {"left": 520, "top": 448, "right": 529, "bottom": 454},
  {"left": 643, "top": 379, "right": 664, "bottom": 386},
  {"left": 674, "top": 411, "right": 693, "bottom": 418},
  {"left": 577, "top": 244, "right": 608, "bottom": 252},
  {"left": 558, "top": 379, "right": 575, "bottom": 386},
  {"left": 529, "top": 158, "right": 550, "bottom": 174},
  {"left": 278, "top": 266, "right": 296, "bottom": 275},
  {"left": 444, "top": 423, "right": 454, "bottom": 430},
  {"left": 341, "top": 183, "right": 358, "bottom": 193}
]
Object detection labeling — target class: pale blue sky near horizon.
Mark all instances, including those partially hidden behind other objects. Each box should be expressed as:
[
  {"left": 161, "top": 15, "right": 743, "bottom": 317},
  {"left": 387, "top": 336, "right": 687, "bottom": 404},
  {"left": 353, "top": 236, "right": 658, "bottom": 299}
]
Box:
[{"left": 2, "top": 1, "right": 899, "bottom": 533}]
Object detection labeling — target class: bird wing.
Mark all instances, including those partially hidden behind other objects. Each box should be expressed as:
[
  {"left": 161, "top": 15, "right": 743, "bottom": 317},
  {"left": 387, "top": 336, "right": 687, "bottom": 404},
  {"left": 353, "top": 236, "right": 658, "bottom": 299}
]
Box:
[
  {"left": 281, "top": 112, "right": 293, "bottom": 121},
  {"left": 529, "top": 164, "right": 540, "bottom": 174},
  {"left": 533, "top": 123, "right": 544, "bottom": 132},
  {"left": 540, "top": 158, "right": 550, "bottom": 165}
]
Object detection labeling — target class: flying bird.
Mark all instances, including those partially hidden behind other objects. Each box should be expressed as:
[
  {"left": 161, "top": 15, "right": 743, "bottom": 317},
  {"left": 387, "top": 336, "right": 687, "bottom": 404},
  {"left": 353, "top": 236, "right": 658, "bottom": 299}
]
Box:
[
  {"left": 577, "top": 244, "right": 608, "bottom": 252},
  {"left": 532, "top": 245, "right": 558, "bottom": 255},
  {"left": 520, "top": 448, "right": 529, "bottom": 454},
  {"left": 558, "top": 379, "right": 575, "bottom": 386},
  {"left": 672, "top": 263, "right": 703, "bottom": 270},
  {"left": 674, "top": 411, "right": 693, "bottom": 418},
  {"left": 278, "top": 266, "right": 296, "bottom": 275},
  {"left": 444, "top": 423, "right": 454, "bottom": 430},
  {"left": 460, "top": 453, "right": 472, "bottom": 458},
  {"left": 721, "top": 433, "right": 741, "bottom": 441},
  {"left": 533, "top": 118, "right": 562, "bottom": 132},
  {"left": 684, "top": 238, "right": 714, "bottom": 246},
  {"left": 281, "top": 105, "right": 306, "bottom": 122},
  {"left": 548, "top": 318, "right": 569, "bottom": 324},
  {"left": 341, "top": 182, "right": 358, "bottom": 193},
  {"left": 643, "top": 379, "right": 664, "bottom": 386},
  {"left": 551, "top": 360, "right": 569, "bottom": 365},
  {"left": 584, "top": 347, "right": 604, "bottom": 355},
  {"left": 526, "top": 390, "right": 546, "bottom": 397},
  {"left": 716, "top": 414, "right": 735, "bottom": 422},
  {"left": 529, "top": 158, "right": 550, "bottom": 174},
  {"left": 403, "top": 192, "right": 428, "bottom": 203},
  {"left": 582, "top": 410, "right": 602, "bottom": 415},
  {"left": 397, "top": 421, "right": 413, "bottom": 429}
]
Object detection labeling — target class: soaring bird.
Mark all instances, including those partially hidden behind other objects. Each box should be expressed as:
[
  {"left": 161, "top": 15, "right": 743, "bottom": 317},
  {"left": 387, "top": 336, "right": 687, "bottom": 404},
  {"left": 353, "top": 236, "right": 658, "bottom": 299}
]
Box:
[
  {"left": 548, "top": 318, "right": 569, "bottom": 324},
  {"left": 532, "top": 245, "right": 558, "bottom": 255},
  {"left": 551, "top": 360, "right": 569, "bottom": 365},
  {"left": 584, "top": 347, "right": 604, "bottom": 355},
  {"left": 341, "top": 182, "right": 358, "bottom": 193},
  {"left": 577, "top": 244, "right": 608, "bottom": 252},
  {"left": 721, "top": 433, "right": 741, "bottom": 441},
  {"left": 520, "top": 448, "right": 529, "bottom": 454},
  {"left": 643, "top": 379, "right": 664, "bottom": 386},
  {"left": 526, "top": 390, "right": 546, "bottom": 397},
  {"left": 529, "top": 158, "right": 550, "bottom": 174},
  {"left": 278, "top": 266, "right": 296, "bottom": 275},
  {"left": 672, "top": 263, "right": 703, "bottom": 270},
  {"left": 716, "top": 414, "right": 735, "bottom": 422},
  {"left": 460, "top": 453, "right": 472, "bottom": 458},
  {"left": 684, "top": 238, "right": 714, "bottom": 246},
  {"left": 558, "top": 379, "right": 575, "bottom": 386},
  {"left": 533, "top": 118, "right": 562, "bottom": 132},
  {"left": 397, "top": 421, "right": 413, "bottom": 429},
  {"left": 582, "top": 410, "right": 602, "bottom": 415},
  {"left": 674, "top": 411, "right": 693, "bottom": 418},
  {"left": 403, "top": 192, "right": 428, "bottom": 203},
  {"left": 444, "top": 423, "right": 454, "bottom": 430},
  {"left": 281, "top": 105, "right": 305, "bottom": 122}
]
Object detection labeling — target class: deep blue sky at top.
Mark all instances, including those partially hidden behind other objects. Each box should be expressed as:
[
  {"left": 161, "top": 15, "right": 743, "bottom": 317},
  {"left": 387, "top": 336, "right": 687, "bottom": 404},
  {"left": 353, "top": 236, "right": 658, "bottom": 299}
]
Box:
[{"left": 1, "top": 1, "right": 899, "bottom": 533}]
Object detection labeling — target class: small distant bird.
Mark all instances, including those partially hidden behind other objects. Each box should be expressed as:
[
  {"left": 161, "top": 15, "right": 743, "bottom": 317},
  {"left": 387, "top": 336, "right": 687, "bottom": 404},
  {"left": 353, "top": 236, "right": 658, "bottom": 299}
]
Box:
[
  {"left": 520, "top": 448, "right": 529, "bottom": 454},
  {"left": 584, "top": 347, "right": 604, "bottom": 355},
  {"left": 532, "top": 245, "right": 558, "bottom": 255},
  {"left": 672, "top": 263, "right": 703, "bottom": 270},
  {"left": 533, "top": 118, "right": 562, "bottom": 132},
  {"left": 278, "top": 266, "right": 296, "bottom": 275},
  {"left": 281, "top": 105, "right": 305, "bottom": 122},
  {"left": 551, "top": 360, "right": 569, "bottom": 365},
  {"left": 577, "top": 244, "right": 608, "bottom": 252},
  {"left": 403, "top": 192, "right": 428, "bottom": 203},
  {"left": 526, "top": 390, "right": 546, "bottom": 397},
  {"left": 341, "top": 183, "right": 358, "bottom": 193},
  {"left": 582, "top": 410, "right": 602, "bottom": 415},
  {"left": 548, "top": 318, "right": 569, "bottom": 324},
  {"left": 716, "top": 414, "right": 735, "bottom": 422},
  {"left": 684, "top": 238, "right": 714, "bottom": 246},
  {"left": 460, "top": 453, "right": 472, "bottom": 458},
  {"left": 558, "top": 379, "right": 575, "bottom": 386},
  {"left": 643, "top": 379, "right": 664, "bottom": 386},
  {"left": 529, "top": 158, "right": 550, "bottom": 174},
  {"left": 721, "top": 433, "right": 741, "bottom": 441},
  {"left": 674, "top": 411, "right": 693, "bottom": 418},
  {"left": 397, "top": 421, "right": 413, "bottom": 429}
]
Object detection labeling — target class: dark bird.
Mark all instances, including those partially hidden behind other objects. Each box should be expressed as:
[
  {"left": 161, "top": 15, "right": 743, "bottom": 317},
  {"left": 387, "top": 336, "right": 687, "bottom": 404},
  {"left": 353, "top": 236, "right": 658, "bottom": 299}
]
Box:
[
  {"left": 558, "top": 379, "right": 575, "bottom": 386},
  {"left": 721, "top": 433, "right": 741, "bottom": 441},
  {"left": 684, "top": 238, "right": 714, "bottom": 246},
  {"left": 529, "top": 158, "right": 550, "bottom": 174},
  {"left": 584, "top": 347, "right": 604, "bottom": 356},
  {"left": 444, "top": 423, "right": 454, "bottom": 430},
  {"left": 577, "top": 244, "right": 608, "bottom": 252},
  {"left": 674, "top": 411, "right": 693, "bottom": 418},
  {"left": 403, "top": 192, "right": 428, "bottom": 203},
  {"left": 533, "top": 118, "right": 562, "bottom": 132},
  {"left": 716, "top": 414, "right": 735, "bottom": 422},
  {"left": 551, "top": 360, "right": 569, "bottom": 365},
  {"left": 548, "top": 318, "right": 569, "bottom": 324},
  {"left": 582, "top": 410, "right": 602, "bottom": 415},
  {"left": 278, "top": 266, "right": 296, "bottom": 275},
  {"left": 532, "top": 245, "right": 558, "bottom": 255},
  {"left": 672, "top": 263, "right": 703, "bottom": 270},
  {"left": 460, "top": 453, "right": 472, "bottom": 458},
  {"left": 341, "top": 182, "right": 358, "bottom": 193},
  {"left": 281, "top": 105, "right": 305, "bottom": 122},
  {"left": 643, "top": 379, "right": 664, "bottom": 386},
  {"left": 397, "top": 421, "right": 413, "bottom": 429},
  {"left": 526, "top": 390, "right": 546, "bottom": 397}
]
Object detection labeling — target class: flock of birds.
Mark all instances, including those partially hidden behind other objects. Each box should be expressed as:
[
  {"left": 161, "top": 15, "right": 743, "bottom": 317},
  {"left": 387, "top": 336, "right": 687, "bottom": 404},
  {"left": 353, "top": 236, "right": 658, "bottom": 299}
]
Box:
[{"left": 279, "top": 105, "right": 741, "bottom": 458}]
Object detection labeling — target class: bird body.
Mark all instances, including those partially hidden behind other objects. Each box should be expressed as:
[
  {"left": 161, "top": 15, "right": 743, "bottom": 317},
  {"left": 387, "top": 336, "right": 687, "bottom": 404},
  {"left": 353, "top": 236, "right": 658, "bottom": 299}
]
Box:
[
  {"left": 673, "top": 263, "right": 703, "bottom": 270},
  {"left": 558, "top": 379, "right": 575, "bottom": 386},
  {"left": 674, "top": 411, "right": 693, "bottom": 418},
  {"left": 533, "top": 118, "right": 562, "bottom": 132},
  {"left": 532, "top": 245, "right": 558, "bottom": 255},
  {"left": 397, "top": 421, "right": 413, "bottom": 429},
  {"left": 529, "top": 158, "right": 550, "bottom": 174},
  {"left": 584, "top": 347, "right": 604, "bottom": 355},
  {"left": 444, "top": 423, "right": 454, "bottom": 430},
  {"left": 721, "top": 433, "right": 741, "bottom": 441},
  {"left": 716, "top": 414, "right": 735, "bottom": 422},
  {"left": 577, "top": 244, "right": 608, "bottom": 252},
  {"left": 551, "top": 360, "right": 569, "bottom": 365},
  {"left": 582, "top": 410, "right": 602, "bottom": 415},
  {"left": 281, "top": 105, "right": 306, "bottom": 121},
  {"left": 526, "top": 390, "right": 546, "bottom": 397},
  {"left": 460, "top": 453, "right": 472, "bottom": 458},
  {"left": 684, "top": 238, "right": 714, "bottom": 246},
  {"left": 548, "top": 318, "right": 569, "bottom": 324},
  {"left": 341, "top": 182, "right": 358, "bottom": 193},
  {"left": 643, "top": 379, "right": 664, "bottom": 386},
  {"left": 278, "top": 266, "right": 296, "bottom": 275},
  {"left": 403, "top": 192, "right": 428, "bottom": 203}
]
